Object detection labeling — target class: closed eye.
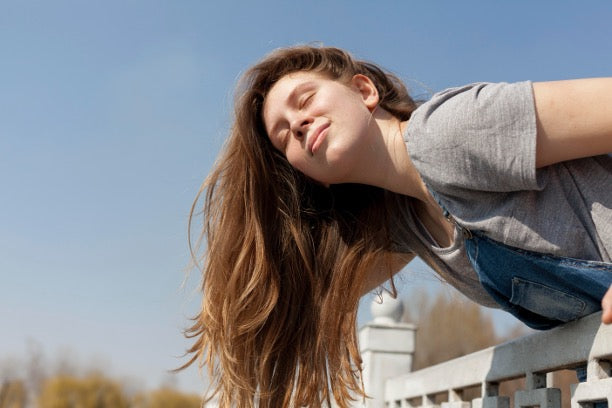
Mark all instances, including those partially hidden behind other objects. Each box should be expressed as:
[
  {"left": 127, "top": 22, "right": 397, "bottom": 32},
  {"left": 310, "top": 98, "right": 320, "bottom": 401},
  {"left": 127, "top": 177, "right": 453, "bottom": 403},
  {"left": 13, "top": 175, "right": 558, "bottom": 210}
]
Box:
[{"left": 299, "top": 93, "right": 314, "bottom": 109}]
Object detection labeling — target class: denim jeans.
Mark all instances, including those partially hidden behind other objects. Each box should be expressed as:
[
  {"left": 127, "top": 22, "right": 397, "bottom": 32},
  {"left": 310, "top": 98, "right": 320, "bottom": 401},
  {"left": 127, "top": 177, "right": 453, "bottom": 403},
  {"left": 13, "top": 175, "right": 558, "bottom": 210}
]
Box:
[
  {"left": 427, "top": 187, "right": 612, "bottom": 406},
  {"left": 464, "top": 230, "right": 612, "bottom": 330},
  {"left": 467, "top": 232, "right": 611, "bottom": 407}
]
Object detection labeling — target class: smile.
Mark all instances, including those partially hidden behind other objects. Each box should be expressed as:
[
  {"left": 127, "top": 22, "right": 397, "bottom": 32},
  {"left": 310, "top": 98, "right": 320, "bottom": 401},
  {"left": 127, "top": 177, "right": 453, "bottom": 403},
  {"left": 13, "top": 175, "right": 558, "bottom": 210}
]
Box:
[{"left": 308, "top": 123, "right": 330, "bottom": 155}]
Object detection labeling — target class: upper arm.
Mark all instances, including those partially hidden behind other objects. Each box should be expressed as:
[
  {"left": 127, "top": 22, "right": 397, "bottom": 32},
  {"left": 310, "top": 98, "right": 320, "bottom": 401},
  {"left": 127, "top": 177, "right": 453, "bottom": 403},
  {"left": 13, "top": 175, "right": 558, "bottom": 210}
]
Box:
[{"left": 533, "top": 78, "right": 612, "bottom": 168}]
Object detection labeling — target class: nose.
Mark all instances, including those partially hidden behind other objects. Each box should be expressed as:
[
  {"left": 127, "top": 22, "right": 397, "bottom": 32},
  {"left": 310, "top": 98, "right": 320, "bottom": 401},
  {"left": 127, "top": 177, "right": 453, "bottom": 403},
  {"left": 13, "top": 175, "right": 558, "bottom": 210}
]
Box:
[{"left": 290, "top": 116, "right": 312, "bottom": 140}]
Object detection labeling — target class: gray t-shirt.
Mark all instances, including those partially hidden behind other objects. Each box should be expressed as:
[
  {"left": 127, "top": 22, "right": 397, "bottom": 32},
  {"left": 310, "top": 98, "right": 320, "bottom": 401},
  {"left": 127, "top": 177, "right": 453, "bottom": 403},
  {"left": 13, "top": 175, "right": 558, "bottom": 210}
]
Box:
[{"left": 403, "top": 81, "right": 612, "bottom": 306}]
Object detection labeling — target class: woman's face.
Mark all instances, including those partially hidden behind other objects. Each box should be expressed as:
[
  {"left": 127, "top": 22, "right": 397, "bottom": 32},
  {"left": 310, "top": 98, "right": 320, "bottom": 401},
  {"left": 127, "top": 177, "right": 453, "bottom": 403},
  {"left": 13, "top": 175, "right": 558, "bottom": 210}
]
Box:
[{"left": 262, "top": 71, "right": 379, "bottom": 185}]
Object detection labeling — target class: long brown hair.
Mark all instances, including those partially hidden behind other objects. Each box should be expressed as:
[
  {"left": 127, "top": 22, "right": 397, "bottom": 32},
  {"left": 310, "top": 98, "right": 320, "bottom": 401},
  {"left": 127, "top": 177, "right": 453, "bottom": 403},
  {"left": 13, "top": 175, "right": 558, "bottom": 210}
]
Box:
[{"left": 184, "top": 46, "right": 419, "bottom": 407}]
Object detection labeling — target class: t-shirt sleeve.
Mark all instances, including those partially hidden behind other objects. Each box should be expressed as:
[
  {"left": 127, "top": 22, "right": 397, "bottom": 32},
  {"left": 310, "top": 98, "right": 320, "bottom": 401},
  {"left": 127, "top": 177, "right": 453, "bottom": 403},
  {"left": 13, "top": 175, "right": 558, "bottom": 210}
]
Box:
[{"left": 405, "top": 81, "right": 542, "bottom": 195}]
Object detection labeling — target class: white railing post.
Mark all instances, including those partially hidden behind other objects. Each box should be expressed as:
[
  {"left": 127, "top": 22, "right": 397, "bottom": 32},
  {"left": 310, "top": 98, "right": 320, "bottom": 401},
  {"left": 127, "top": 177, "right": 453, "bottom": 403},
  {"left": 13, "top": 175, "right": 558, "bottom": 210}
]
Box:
[
  {"left": 357, "top": 293, "right": 416, "bottom": 407},
  {"left": 570, "top": 358, "right": 612, "bottom": 407},
  {"left": 514, "top": 372, "right": 561, "bottom": 408}
]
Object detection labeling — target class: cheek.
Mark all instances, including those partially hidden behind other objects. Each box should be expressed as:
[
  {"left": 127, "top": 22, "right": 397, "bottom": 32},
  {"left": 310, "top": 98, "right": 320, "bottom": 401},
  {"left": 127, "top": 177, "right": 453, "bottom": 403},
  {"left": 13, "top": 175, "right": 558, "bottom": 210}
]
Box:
[{"left": 285, "top": 147, "right": 307, "bottom": 172}]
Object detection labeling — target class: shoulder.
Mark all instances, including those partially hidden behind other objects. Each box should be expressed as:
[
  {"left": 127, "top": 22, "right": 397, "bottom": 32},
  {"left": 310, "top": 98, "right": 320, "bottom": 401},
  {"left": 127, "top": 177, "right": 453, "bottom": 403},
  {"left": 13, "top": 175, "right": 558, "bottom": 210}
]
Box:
[
  {"left": 405, "top": 81, "right": 539, "bottom": 194},
  {"left": 406, "top": 81, "right": 535, "bottom": 147}
]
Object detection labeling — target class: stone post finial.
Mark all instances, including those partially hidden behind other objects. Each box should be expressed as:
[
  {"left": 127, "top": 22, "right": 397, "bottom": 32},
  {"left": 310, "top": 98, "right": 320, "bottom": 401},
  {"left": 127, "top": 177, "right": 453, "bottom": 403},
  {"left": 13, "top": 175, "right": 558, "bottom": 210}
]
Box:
[
  {"left": 370, "top": 292, "right": 404, "bottom": 325},
  {"left": 357, "top": 292, "right": 415, "bottom": 407}
]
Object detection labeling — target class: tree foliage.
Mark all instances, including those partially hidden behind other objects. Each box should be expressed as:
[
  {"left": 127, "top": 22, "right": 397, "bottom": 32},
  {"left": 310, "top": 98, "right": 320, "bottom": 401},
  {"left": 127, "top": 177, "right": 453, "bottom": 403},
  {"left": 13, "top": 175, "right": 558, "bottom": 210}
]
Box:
[
  {"left": 0, "top": 379, "right": 27, "bottom": 408},
  {"left": 134, "top": 387, "right": 201, "bottom": 408},
  {"left": 403, "top": 290, "right": 500, "bottom": 370},
  {"left": 33, "top": 373, "right": 203, "bottom": 408},
  {"left": 37, "top": 374, "right": 130, "bottom": 408}
]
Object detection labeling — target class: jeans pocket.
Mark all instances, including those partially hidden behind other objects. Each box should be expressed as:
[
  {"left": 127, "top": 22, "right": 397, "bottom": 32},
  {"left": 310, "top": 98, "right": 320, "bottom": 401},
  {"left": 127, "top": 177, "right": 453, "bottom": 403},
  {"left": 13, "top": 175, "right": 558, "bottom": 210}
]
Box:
[{"left": 509, "top": 277, "right": 586, "bottom": 322}]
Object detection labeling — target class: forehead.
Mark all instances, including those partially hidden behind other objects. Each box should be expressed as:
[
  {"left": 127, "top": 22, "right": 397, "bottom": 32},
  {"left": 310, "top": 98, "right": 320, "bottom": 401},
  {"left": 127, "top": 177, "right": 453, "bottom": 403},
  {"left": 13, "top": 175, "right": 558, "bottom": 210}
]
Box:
[
  {"left": 262, "top": 71, "right": 328, "bottom": 128},
  {"left": 268, "top": 70, "right": 327, "bottom": 99}
]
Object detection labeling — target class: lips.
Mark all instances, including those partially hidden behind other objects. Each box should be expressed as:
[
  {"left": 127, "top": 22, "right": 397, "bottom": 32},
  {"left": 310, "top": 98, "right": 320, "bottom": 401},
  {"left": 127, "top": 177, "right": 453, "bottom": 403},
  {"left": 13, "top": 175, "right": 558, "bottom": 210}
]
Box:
[{"left": 308, "top": 123, "right": 330, "bottom": 155}]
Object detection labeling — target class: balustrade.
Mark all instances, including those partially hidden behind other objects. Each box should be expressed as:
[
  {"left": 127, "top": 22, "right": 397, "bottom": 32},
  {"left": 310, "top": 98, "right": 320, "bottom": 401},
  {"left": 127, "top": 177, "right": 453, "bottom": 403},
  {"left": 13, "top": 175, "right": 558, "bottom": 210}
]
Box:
[{"left": 356, "top": 296, "right": 612, "bottom": 408}]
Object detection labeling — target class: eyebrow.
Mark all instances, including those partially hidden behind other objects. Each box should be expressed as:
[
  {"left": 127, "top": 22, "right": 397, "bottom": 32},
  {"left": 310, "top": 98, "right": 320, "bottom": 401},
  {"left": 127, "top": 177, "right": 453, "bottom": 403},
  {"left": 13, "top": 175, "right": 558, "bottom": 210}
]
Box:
[{"left": 267, "top": 81, "right": 317, "bottom": 138}]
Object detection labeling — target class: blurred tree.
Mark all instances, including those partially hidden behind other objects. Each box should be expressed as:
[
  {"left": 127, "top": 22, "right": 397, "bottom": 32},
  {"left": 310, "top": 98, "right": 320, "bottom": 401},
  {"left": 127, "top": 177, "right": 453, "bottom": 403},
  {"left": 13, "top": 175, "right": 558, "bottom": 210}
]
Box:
[
  {"left": 0, "top": 379, "right": 27, "bottom": 408},
  {"left": 25, "top": 340, "right": 47, "bottom": 398},
  {"left": 135, "top": 387, "right": 201, "bottom": 408},
  {"left": 38, "top": 373, "right": 130, "bottom": 408},
  {"left": 2, "top": 346, "right": 204, "bottom": 407},
  {"left": 404, "top": 290, "right": 499, "bottom": 370}
]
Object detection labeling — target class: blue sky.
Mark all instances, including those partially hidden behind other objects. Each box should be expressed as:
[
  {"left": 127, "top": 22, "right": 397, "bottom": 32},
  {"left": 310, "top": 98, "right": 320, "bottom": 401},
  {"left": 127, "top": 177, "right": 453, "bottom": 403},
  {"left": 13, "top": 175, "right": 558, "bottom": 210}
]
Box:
[{"left": 2, "top": 0, "right": 612, "bottom": 394}]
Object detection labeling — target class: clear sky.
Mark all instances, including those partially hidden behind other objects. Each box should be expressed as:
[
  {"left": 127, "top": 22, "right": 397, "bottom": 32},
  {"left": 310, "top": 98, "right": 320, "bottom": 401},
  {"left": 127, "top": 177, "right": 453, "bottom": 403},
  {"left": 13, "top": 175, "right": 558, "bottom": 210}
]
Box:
[{"left": 2, "top": 0, "right": 612, "bottom": 394}]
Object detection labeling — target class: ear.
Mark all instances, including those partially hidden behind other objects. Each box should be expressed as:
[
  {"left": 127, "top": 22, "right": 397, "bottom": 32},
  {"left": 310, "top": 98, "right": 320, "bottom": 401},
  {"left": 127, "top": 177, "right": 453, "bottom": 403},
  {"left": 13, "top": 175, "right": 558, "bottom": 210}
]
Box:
[{"left": 351, "top": 74, "right": 379, "bottom": 112}]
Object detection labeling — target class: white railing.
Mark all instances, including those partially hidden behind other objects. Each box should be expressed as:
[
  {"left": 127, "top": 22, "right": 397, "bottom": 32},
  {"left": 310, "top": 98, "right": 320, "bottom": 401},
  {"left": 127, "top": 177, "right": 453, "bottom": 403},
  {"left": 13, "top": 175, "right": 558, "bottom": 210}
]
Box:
[{"left": 358, "top": 294, "right": 612, "bottom": 408}]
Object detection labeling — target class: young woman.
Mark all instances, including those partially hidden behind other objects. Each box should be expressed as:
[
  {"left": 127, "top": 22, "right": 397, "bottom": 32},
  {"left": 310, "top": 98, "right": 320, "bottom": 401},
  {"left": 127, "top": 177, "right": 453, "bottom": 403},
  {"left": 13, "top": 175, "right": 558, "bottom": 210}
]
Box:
[{"left": 184, "top": 45, "right": 612, "bottom": 407}]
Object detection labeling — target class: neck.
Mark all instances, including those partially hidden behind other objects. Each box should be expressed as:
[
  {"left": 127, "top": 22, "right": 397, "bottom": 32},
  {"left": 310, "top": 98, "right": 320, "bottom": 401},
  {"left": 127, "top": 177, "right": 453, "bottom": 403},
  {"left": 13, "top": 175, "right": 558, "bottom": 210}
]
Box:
[
  {"left": 352, "top": 108, "right": 457, "bottom": 246},
  {"left": 352, "top": 108, "right": 430, "bottom": 203}
]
